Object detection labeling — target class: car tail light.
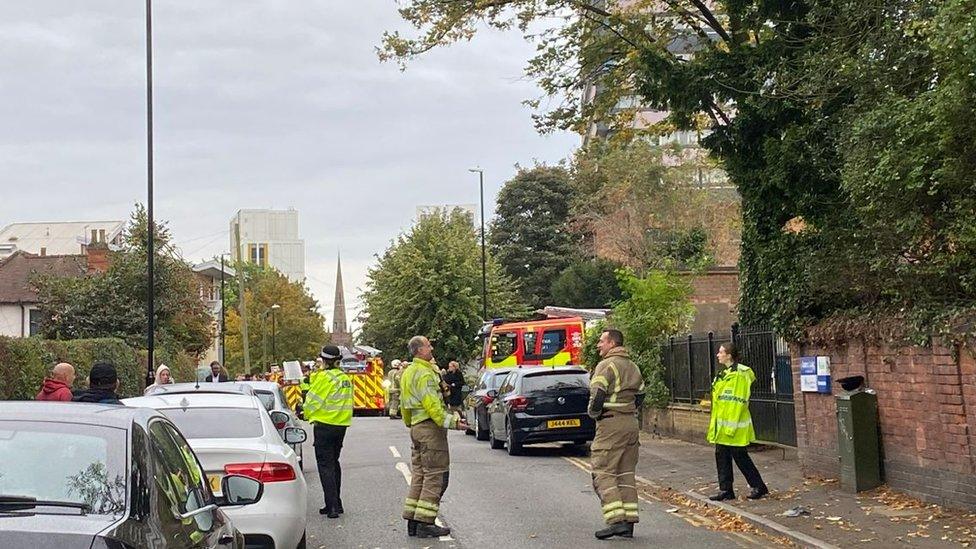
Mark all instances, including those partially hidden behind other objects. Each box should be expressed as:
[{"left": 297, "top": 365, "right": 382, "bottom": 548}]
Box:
[
  {"left": 506, "top": 396, "right": 530, "bottom": 412},
  {"left": 224, "top": 462, "right": 296, "bottom": 483},
  {"left": 481, "top": 395, "right": 494, "bottom": 405}
]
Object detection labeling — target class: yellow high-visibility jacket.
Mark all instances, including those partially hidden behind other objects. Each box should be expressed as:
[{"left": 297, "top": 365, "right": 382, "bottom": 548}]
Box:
[{"left": 400, "top": 358, "right": 457, "bottom": 429}]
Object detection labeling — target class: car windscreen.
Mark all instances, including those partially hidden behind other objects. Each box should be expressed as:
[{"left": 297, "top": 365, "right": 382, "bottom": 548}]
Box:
[
  {"left": 521, "top": 372, "right": 589, "bottom": 393},
  {"left": 488, "top": 372, "right": 511, "bottom": 390},
  {"left": 0, "top": 420, "right": 127, "bottom": 516},
  {"left": 159, "top": 407, "right": 263, "bottom": 439},
  {"left": 254, "top": 391, "right": 276, "bottom": 411}
]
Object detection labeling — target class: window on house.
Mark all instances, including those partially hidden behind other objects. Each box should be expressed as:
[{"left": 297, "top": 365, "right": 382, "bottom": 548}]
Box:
[{"left": 28, "top": 309, "right": 44, "bottom": 337}]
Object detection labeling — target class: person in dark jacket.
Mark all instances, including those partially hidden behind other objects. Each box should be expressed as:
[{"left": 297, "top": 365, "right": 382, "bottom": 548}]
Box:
[
  {"left": 442, "top": 361, "right": 465, "bottom": 412},
  {"left": 72, "top": 362, "right": 123, "bottom": 404},
  {"left": 206, "top": 361, "right": 230, "bottom": 382},
  {"left": 36, "top": 362, "right": 76, "bottom": 401}
]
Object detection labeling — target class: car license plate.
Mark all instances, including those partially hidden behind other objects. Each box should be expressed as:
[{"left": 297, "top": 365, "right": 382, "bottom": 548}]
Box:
[
  {"left": 208, "top": 474, "right": 223, "bottom": 495},
  {"left": 547, "top": 419, "right": 581, "bottom": 428}
]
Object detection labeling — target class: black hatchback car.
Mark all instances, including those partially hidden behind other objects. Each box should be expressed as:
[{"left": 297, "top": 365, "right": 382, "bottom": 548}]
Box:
[
  {"left": 0, "top": 402, "right": 266, "bottom": 549},
  {"left": 485, "top": 366, "right": 596, "bottom": 455}
]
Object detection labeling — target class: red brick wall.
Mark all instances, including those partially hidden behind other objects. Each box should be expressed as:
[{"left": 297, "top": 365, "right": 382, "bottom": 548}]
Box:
[
  {"left": 680, "top": 269, "right": 739, "bottom": 333},
  {"left": 792, "top": 339, "right": 976, "bottom": 509},
  {"left": 686, "top": 269, "right": 739, "bottom": 307}
]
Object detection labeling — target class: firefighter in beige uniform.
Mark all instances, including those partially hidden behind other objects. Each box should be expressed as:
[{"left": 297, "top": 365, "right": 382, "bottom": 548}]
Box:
[
  {"left": 400, "top": 335, "right": 468, "bottom": 539},
  {"left": 588, "top": 328, "right": 645, "bottom": 540}
]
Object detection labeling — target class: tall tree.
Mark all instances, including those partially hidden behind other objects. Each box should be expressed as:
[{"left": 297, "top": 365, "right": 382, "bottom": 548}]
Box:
[
  {"left": 359, "top": 209, "right": 527, "bottom": 362},
  {"left": 569, "top": 139, "right": 736, "bottom": 272},
  {"left": 223, "top": 264, "right": 328, "bottom": 375},
  {"left": 34, "top": 205, "right": 213, "bottom": 355},
  {"left": 489, "top": 165, "right": 577, "bottom": 309},
  {"left": 550, "top": 258, "right": 624, "bottom": 309},
  {"left": 381, "top": 0, "right": 976, "bottom": 339}
]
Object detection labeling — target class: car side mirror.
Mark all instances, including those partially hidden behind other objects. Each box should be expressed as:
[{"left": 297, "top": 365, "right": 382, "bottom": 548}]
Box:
[
  {"left": 283, "top": 426, "right": 307, "bottom": 445},
  {"left": 269, "top": 411, "right": 289, "bottom": 430},
  {"left": 486, "top": 390, "right": 498, "bottom": 399},
  {"left": 219, "top": 475, "right": 264, "bottom": 506}
]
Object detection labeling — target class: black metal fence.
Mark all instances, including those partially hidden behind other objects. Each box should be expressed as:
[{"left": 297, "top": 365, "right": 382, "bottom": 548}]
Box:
[{"left": 661, "top": 325, "right": 797, "bottom": 447}]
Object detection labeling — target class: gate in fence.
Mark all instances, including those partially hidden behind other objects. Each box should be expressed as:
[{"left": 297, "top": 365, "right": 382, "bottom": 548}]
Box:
[{"left": 661, "top": 325, "right": 796, "bottom": 447}]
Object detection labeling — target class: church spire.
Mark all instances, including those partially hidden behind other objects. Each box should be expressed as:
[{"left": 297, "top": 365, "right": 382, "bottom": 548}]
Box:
[{"left": 331, "top": 252, "right": 352, "bottom": 345}]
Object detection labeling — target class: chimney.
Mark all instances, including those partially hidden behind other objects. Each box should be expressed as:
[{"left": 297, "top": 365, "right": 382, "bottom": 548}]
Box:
[
  {"left": 91, "top": 229, "right": 98, "bottom": 244},
  {"left": 39, "top": 247, "right": 46, "bottom": 257},
  {"left": 86, "top": 241, "right": 110, "bottom": 274}
]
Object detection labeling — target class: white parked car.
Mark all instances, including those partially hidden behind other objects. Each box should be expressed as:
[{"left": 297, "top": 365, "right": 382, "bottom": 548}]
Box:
[{"left": 125, "top": 392, "right": 308, "bottom": 549}]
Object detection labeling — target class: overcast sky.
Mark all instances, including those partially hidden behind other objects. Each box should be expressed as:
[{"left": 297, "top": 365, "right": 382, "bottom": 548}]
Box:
[{"left": 0, "top": 2, "right": 578, "bottom": 329}]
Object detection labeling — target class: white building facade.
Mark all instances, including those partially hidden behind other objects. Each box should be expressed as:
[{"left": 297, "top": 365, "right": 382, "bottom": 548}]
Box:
[{"left": 229, "top": 209, "right": 305, "bottom": 282}]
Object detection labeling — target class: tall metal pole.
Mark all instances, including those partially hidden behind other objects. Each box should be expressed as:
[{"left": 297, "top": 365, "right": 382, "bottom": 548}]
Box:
[
  {"left": 220, "top": 254, "right": 226, "bottom": 365},
  {"left": 271, "top": 308, "right": 277, "bottom": 367},
  {"left": 145, "top": 0, "right": 155, "bottom": 387},
  {"left": 479, "top": 170, "right": 488, "bottom": 319}
]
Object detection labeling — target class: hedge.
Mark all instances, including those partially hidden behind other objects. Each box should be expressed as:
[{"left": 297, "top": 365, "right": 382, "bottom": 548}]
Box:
[{"left": 0, "top": 336, "right": 198, "bottom": 401}]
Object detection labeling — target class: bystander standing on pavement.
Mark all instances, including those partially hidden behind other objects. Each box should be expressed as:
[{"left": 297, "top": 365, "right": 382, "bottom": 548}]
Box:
[
  {"left": 707, "top": 342, "right": 769, "bottom": 501},
  {"left": 400, "top": 335, "right": 468, "bottom": 539},
  {"left": 305, "top": 345, "right": 354, "bottom": 519},
  {"left": 144, "top": 364, "right": 174, "bottom": 394},
  {"left": 588, "top": 328, "right": 645, "bottom": 540},
  {"left": 35, "top": 362, "right": 75, "bottom": 402},
  {"left": 442, "top": 361, "right": 464, "bottom": 413},
  {"left": 206, "top": 360, "right": 229, "bottom": 382},
  {"left": 72, "top": 362, "right": 123, "bottom": 404}
]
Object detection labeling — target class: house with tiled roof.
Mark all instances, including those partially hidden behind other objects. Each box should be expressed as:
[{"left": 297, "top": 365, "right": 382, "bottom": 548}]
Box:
[{"left": 0, "top": 251, "right": 89, "bottom": 337}]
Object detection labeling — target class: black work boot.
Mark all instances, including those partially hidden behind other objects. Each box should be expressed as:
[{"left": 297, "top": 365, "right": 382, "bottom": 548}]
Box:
[
  {"left": 709, "top": 491, "right": 736, "bottom": 501},
  {"left": 407, "top": 519, "right": 418, "bottom": 537},
  {"left": 746, "top": 487, "right": 769, "bottom": 500},
  {"left": 416, "top": 522, "right": 451, "bottom": 538},
  {"left": 595, "top": 522, "right": 632, "bottom": 540}
]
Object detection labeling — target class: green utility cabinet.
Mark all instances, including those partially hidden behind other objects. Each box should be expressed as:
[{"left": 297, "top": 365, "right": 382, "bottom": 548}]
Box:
[{"left": 836, "top": 390, "right": 882, "bottom": 492}]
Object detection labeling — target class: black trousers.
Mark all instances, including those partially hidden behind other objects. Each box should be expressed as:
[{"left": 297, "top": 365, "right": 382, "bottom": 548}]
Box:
[
  {"left": 313, "top": 423, "right": 347, "bottom": 512},
  {"left": 715, "top": 444, "right": 767, "bottom": 493}
]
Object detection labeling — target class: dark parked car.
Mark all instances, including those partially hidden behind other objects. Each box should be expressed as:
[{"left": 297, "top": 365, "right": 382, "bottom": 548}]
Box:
[
  {"left": 0, "top": 402, "right": 266, "bottom": 549},
  {"left": 463, "top": 367, "right": 516, "bottom": 441},
  {"left": 485, "top": 366, "right": 596, "bottom": 456}
]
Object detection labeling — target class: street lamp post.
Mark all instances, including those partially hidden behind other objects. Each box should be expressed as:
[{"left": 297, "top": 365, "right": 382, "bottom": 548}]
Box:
[
  {"left": 270, "top": 303, "right": 281, "bottom": 367},
  {"left": 468, "top": 168, "right": 488, "bottom": 320},
  {"left": 145, "top": 0, "right": 156, "bottom": 387},
  {"left": 220, "top": 254, "right": 227, "bottom": 365}
]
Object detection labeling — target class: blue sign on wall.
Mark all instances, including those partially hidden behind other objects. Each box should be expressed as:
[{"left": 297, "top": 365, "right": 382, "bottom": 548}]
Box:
[{"left": 800, "top": 356, "right": 832, "bottom": 394}]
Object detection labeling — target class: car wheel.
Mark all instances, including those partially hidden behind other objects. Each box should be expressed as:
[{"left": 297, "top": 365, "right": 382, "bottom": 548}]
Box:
[
  {"left": 297, "top": 530, "right": 307, "bottom": 549},
  {"left": 475, "top": 412, "right": 489, "bottom": 441},
  {"left": 506, "top": 421, "right": 523, "bottom": 456},
  {"left": 488, "top": 419, "right": 505, "bottom": 450}
]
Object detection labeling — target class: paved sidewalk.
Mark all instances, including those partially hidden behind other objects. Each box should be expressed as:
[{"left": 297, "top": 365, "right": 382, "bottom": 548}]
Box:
[{"left": 635, "top": 434, "right": 976, "bottom": 548}]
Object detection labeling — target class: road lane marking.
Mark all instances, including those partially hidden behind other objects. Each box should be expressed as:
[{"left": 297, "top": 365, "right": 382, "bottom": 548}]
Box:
[
  {"left": 395, "top": 461, "right": 412, "bottom": 484},
  {"left": 394, "top": 461, "right": 455, "bottom": 541},
  {"left": 562, "top": 457, "right": 656, "bottom": 504},
  {"left": 389, "top": 446, "right": 401, "bottom": 458}
]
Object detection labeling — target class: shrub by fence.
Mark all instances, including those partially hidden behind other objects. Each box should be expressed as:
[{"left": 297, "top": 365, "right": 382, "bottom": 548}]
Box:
[{"left": 0, "top": 336, "right": 198, "bottom": 400}]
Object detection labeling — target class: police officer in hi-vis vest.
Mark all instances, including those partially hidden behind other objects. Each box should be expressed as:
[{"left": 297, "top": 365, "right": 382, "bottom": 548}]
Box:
[
  {"left": 588, "top": 328, "right": 645, "bottom": 540},
  {"left": 707, "top": 341, "right": 768, "bottom": 501},
  {"left": 400, "top": 335, "right": 468, "bottom": 538},
  {"left": 304, "top": 345, "right": 354, "bottom": 519}
]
